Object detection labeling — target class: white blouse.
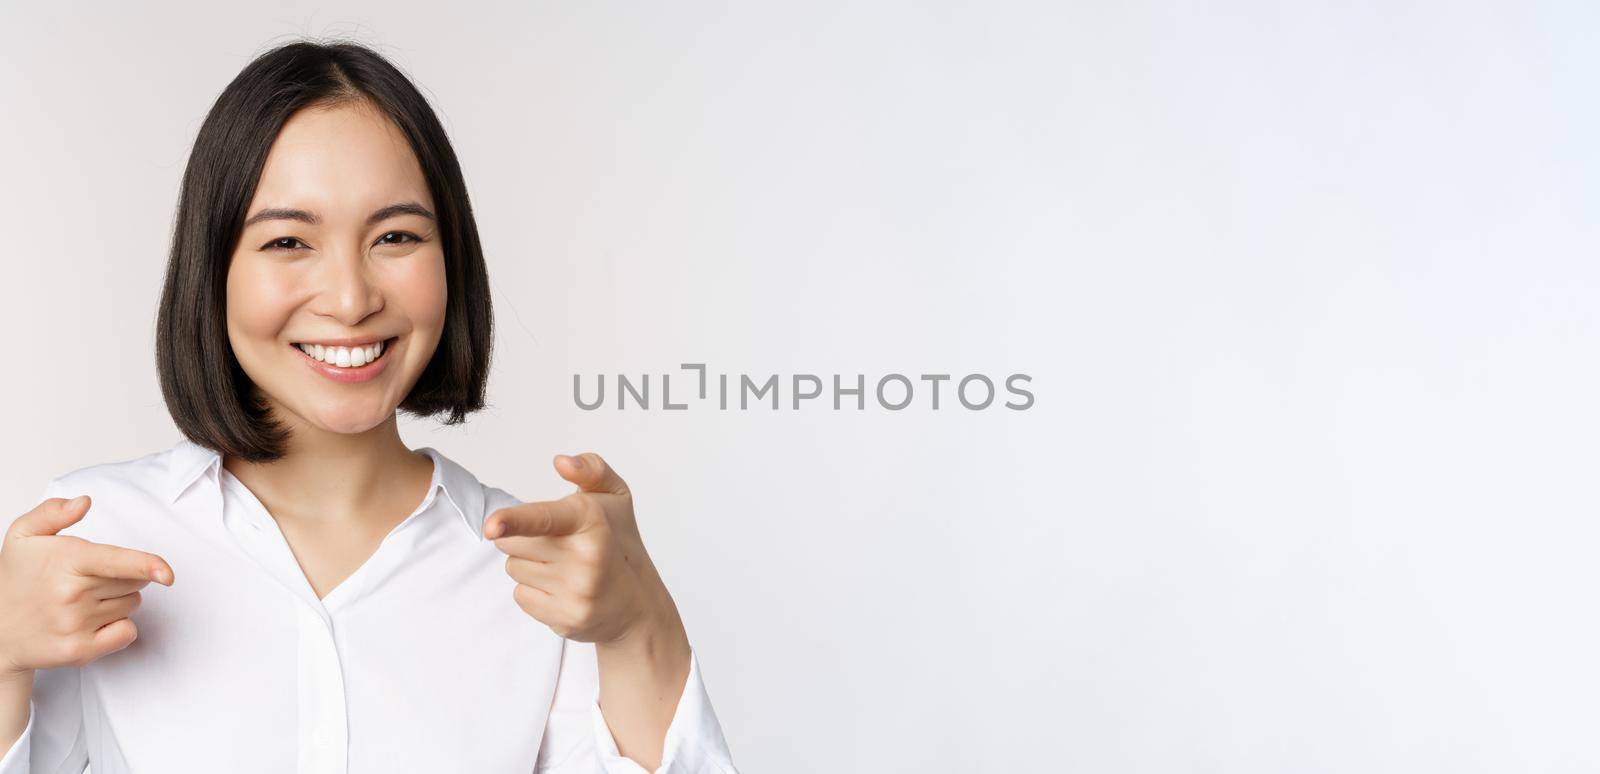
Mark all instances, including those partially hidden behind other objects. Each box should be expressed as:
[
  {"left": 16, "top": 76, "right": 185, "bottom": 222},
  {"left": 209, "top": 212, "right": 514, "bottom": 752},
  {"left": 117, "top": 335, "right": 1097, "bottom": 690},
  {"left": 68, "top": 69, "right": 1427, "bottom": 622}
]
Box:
[{"left": 0, "top": 439, "right": 738, "bottom": 773}]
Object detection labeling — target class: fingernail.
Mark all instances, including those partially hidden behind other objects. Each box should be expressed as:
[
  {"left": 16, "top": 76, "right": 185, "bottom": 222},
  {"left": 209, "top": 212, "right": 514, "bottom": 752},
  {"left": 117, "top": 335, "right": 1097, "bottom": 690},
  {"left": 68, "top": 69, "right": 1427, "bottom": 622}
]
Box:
[
  {"left": 153, "top": 567, "right": 171, "bottom": 585},
  {"left": 486, "top": 521, "right": 504, "bottom": 539},
  {"left": 68, "top": 495, "right": 86, "bottom": 509},
  {"left": 566, "top": 454, "right": 584, "bottom": 469}
]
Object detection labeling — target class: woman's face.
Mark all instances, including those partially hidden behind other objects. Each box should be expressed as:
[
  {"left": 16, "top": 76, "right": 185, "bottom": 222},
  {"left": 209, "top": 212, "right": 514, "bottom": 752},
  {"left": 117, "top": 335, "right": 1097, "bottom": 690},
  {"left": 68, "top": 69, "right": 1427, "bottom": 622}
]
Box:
[{"left": 226, "top": 100, "right": 447, "bottom": 438}]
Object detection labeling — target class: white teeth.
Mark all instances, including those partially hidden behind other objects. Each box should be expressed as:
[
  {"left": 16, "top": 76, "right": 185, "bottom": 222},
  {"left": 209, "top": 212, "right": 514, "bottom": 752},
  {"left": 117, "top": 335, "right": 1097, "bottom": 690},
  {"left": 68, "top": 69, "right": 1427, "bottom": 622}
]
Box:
[{"left": 295, "top": 341, "right": 388, "bottom": 368}]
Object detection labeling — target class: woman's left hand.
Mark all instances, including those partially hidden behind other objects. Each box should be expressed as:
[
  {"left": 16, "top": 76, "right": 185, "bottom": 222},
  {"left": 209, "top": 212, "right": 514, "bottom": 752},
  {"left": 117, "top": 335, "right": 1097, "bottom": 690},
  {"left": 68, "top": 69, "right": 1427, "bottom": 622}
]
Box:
[{"left": 484, "top": 453, "right": 672, "bottom": 644}]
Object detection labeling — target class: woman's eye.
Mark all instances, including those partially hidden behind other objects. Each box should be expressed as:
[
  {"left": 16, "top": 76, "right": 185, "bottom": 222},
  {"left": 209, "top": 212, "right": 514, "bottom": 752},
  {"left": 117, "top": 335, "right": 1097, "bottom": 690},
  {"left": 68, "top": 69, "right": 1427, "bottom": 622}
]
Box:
[
  {"left": 377, "top": 231, "right": 420, "bottom": 246},
  {"left": 263, "top": 237, "right": 306, "bottom": 251}
]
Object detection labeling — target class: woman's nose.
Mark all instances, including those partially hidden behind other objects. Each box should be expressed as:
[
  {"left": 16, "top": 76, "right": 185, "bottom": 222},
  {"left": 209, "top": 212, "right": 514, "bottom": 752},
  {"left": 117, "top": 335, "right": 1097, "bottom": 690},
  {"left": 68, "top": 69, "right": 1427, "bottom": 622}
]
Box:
[{"left": 311, "top": 252, "right": 384, "bottom": 326}]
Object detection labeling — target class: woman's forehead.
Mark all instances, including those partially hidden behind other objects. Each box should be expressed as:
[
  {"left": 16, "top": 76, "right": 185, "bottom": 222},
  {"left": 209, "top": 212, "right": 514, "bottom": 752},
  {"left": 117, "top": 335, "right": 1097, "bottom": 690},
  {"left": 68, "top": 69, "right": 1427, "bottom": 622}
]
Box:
[{"left": 250, "top": 102, "right": 432, "bottom": 219}]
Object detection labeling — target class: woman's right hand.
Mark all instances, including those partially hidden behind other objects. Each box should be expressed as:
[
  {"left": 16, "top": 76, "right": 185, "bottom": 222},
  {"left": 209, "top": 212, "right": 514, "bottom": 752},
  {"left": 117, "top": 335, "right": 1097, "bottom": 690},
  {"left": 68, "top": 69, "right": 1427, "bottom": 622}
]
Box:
[{"left": 0, "top": 495, "right": 173, "bottom": 678}]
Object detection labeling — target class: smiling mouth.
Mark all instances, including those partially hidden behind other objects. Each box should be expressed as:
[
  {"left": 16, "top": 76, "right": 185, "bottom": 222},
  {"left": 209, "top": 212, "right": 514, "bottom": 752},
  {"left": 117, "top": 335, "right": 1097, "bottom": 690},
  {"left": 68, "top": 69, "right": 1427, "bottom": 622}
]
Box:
[{"left": 290, "top": 337, "right": 399, "bottom": 369}]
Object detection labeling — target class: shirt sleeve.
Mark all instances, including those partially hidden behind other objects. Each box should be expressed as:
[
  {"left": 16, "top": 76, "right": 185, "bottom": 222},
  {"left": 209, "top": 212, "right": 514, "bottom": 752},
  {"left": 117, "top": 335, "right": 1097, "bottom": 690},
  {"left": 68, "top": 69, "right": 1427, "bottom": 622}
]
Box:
[
  {"left": 534, "top": 638, "right": 738, "bottom": 774},
  {"left": 0, "top": 667, "right": 87, "bottom": 774},
  {"left": 0, "top": 479, "right": 90, "bottom": 774}
]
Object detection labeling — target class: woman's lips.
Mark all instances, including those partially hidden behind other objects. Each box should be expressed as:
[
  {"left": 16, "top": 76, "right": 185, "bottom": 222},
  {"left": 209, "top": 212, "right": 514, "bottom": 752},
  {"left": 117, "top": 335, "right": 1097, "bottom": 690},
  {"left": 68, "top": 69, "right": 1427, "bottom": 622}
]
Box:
[{"left": 291, "top": 337, "right": 398, "bottom": 384}]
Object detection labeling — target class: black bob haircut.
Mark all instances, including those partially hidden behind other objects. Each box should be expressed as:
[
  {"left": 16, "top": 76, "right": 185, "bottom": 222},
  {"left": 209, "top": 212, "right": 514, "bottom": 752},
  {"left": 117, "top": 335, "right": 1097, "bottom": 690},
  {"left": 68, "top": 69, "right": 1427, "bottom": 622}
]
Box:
[{"left": 156, "top": 39, "right": 493, "bottom": 463}]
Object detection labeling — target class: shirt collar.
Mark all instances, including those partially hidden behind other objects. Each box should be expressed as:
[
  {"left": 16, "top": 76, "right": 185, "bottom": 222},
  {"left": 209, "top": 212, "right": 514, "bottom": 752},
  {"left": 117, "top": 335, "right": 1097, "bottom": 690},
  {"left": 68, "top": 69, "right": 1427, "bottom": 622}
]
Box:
[{"left": 166, "top": 438, "right": 489, "bottom": 541}]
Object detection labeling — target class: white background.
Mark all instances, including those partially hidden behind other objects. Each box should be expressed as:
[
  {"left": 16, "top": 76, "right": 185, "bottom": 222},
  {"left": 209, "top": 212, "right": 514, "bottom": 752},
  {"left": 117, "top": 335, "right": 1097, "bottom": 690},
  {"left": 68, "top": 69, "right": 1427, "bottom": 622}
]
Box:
[{"left": 3, "top": 2, "right": 1597, "bottom": 771}]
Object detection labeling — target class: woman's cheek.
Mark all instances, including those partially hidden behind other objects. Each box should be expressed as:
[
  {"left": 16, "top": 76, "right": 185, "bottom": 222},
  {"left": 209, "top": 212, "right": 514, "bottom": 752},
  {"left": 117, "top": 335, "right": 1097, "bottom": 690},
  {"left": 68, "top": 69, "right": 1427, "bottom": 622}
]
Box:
[
  {"left": 233, "top": 267, "right": 322, "bottom": 406},
  {"left": 226, "top": 260, "right": 297, "bottom": 358},
  {"left": 390, "top": 251, "right": 448, "bottom": 333}
]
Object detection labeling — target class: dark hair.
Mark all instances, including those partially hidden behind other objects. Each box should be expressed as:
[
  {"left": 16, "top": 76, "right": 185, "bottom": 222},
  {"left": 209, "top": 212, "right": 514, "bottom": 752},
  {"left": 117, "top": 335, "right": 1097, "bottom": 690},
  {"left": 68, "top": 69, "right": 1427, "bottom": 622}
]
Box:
[{"left": 156, "top": 38, "right": 493, "bottom": 463}]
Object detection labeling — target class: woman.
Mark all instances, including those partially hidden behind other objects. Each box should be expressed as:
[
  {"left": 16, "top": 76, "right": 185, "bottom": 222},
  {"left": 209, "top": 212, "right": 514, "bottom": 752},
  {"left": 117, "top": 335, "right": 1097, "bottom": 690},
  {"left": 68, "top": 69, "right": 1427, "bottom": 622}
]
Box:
[{"left": 0, "top": 40, "right": 738, "bottom": 773}]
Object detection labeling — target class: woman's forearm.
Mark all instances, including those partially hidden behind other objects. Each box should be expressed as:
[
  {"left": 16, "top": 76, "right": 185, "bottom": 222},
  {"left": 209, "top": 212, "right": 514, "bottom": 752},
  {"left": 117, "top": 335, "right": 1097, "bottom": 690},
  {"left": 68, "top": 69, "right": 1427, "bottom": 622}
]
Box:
[
  {"left": 0, "top": 667, "right": 33, "bottom": 757},
  {"left": 594, "top": 584, "right": 693, "bottom": 771}
]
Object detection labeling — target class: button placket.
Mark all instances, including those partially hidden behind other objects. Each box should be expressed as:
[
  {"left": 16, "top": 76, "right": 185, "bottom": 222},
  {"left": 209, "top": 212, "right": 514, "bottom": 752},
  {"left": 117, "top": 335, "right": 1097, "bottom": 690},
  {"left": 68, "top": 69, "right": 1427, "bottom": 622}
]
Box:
[{"left": 296, "top": 602, "right": 349, "bottom": 774}]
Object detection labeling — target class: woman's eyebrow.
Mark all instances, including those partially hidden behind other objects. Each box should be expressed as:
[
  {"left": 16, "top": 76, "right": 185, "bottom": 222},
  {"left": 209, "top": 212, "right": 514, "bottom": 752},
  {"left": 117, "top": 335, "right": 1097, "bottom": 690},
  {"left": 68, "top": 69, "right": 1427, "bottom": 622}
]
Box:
[{"left": 242, "top": 201, "right": 437, "bottom": 228}]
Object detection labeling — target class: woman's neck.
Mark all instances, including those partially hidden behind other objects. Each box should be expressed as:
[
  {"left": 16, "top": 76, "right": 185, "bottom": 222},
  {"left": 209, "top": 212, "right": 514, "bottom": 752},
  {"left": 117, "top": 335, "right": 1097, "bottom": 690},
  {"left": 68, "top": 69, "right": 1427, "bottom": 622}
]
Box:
[{"left": 221, "top": 411, "right": 433, "bottom": 527}]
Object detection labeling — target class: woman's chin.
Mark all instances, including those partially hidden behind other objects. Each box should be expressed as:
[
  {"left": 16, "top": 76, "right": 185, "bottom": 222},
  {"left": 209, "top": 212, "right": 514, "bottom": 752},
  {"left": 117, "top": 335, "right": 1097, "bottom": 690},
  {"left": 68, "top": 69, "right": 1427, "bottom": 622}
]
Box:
[{"left": 307, "top": 406, "right": 395, "bottom": 435}]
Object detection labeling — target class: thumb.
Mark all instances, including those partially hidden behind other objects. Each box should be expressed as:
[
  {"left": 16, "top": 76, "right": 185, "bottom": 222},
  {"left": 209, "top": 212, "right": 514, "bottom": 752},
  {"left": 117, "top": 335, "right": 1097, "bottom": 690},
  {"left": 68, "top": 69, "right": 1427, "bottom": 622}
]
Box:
[
  {"left": 553, "top": 453, "right": 630, "bottom": 496},
  {"left": 10, "top": 495, "right": 91, "bottom": 539}
]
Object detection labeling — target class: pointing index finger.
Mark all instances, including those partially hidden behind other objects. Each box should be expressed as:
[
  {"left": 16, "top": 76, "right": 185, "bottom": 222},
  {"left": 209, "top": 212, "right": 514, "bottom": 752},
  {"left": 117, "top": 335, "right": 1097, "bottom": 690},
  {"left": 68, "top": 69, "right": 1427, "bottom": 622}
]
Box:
[
  {"left": 69, "top": 541, "right": 174, "bottom": 585},
  {"left": 484, "top": 500, "right": 588, "bottom": 540}
]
